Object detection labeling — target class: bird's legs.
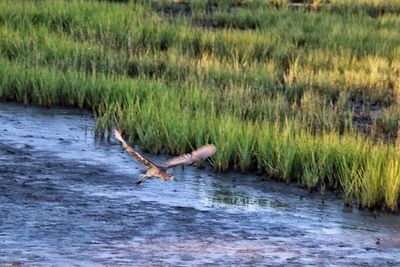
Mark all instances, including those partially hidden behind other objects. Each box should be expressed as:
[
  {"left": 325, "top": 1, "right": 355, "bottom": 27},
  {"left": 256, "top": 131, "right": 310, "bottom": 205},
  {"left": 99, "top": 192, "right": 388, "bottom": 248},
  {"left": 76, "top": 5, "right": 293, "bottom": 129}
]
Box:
[{"left": 135, "top": 175, "right": 150, "bottom": 185}]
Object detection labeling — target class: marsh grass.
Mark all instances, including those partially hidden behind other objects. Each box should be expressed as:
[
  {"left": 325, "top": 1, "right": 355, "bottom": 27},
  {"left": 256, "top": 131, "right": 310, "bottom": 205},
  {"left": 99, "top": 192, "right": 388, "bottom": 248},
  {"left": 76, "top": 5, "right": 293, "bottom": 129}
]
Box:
[
  {"left": 0, "top": 0, "right": 399, "bottom": 210},
  {"left": 384, "top": 156, "right": 400, "bottom": 210}
]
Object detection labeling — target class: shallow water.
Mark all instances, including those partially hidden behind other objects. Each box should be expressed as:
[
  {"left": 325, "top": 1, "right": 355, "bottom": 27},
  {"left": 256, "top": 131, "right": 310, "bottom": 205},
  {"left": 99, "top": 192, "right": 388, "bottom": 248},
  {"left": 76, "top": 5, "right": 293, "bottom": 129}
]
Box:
[{"left": 0, "top": 103, "right": 399, "bottom": 266}]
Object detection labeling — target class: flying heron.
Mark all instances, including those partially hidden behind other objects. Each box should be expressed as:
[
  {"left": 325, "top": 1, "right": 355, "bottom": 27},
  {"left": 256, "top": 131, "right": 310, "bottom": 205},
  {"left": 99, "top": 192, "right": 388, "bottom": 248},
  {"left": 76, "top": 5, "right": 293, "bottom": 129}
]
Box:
[{"left": 115, "top": 129, "right": 216, "bottom": 184}]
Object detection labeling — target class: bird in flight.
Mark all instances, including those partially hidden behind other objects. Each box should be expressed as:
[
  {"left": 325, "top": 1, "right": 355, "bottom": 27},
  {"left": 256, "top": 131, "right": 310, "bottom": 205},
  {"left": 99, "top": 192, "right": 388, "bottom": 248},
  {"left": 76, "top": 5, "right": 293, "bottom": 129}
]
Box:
[{"left": 115, "top": 129, "right": 216, "bottom": 184}]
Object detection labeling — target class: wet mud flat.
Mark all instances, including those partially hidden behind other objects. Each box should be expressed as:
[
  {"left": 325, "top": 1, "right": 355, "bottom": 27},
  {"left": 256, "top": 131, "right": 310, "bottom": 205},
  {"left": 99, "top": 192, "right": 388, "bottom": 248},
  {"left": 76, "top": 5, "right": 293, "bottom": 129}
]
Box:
[{"left": 0, "top": 103, "right": 399, "bottom": 266}]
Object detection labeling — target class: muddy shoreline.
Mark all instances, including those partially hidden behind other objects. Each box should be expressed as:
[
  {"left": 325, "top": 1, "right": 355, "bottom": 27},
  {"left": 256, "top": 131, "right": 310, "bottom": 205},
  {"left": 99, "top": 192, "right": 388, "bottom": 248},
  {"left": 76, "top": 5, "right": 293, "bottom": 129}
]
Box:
[{"left": 1, "top": 103, "right": 399, "bottom": 266}]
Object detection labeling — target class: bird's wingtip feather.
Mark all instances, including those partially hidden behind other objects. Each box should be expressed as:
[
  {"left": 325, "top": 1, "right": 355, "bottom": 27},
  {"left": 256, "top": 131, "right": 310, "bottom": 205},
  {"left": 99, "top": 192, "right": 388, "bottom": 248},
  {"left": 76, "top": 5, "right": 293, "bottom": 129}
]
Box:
[{"left": 115, "top": 129, "right": 123, "bottom": 142}]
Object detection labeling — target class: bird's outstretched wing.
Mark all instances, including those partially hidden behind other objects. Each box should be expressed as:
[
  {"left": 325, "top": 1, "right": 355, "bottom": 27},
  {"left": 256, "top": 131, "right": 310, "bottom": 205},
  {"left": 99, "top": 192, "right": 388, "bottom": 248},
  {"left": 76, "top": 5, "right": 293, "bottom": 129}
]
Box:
[
  {"left": 160, "top": 144, "right": 216, "bottom": 169},
  {"left": 115, "top": 129, "right": 158, "bottom": 168}
]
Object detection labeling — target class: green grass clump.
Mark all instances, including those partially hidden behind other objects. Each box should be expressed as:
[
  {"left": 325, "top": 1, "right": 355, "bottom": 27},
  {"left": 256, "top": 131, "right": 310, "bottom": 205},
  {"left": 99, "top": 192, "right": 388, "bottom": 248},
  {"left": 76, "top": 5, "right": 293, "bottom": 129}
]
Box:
[
  {"left": 384, "top": 155, "right": 400, "bottom": 210},
  {"left": 0, "top": 0, "right": 399, "bottom": 211}
]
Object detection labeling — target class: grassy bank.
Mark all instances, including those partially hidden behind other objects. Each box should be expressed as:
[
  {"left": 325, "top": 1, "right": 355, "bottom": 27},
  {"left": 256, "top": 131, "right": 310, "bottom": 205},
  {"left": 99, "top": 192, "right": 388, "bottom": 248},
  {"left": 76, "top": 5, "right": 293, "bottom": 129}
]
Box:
[{"left": 0, "top": 0, "right": 399, "bottom": 210}]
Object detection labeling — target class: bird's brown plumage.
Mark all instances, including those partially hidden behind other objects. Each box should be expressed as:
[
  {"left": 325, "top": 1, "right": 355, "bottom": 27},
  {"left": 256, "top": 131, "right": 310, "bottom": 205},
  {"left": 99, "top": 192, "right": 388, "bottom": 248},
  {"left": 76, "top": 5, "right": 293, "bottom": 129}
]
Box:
[
  {"left": 114, "top": 129, "right": 158, "bottom": 168},
  {"left": 115, "top": 129, "right": 216, "bottom": 184}
]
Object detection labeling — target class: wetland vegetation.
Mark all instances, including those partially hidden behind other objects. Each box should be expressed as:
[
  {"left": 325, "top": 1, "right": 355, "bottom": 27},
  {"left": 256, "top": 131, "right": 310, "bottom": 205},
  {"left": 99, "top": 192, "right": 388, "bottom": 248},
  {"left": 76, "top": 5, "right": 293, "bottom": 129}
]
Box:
[{"left": 0, "top": 0, "right": 399, "bottom": 210}]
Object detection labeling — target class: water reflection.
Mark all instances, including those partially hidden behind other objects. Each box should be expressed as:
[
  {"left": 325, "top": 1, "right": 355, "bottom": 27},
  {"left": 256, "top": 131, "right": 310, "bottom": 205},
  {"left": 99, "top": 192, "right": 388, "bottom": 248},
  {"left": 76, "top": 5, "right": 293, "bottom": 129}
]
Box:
[{"left": 205, "top": 182, "right": 290, "bottom": 209}]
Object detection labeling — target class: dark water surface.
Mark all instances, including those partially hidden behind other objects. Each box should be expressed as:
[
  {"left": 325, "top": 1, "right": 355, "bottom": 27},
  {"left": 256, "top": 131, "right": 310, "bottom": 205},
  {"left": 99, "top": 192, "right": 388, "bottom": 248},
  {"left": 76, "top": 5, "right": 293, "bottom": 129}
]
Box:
[{"left": 0, "top": 103, "right": 399, "bottom": 266}]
